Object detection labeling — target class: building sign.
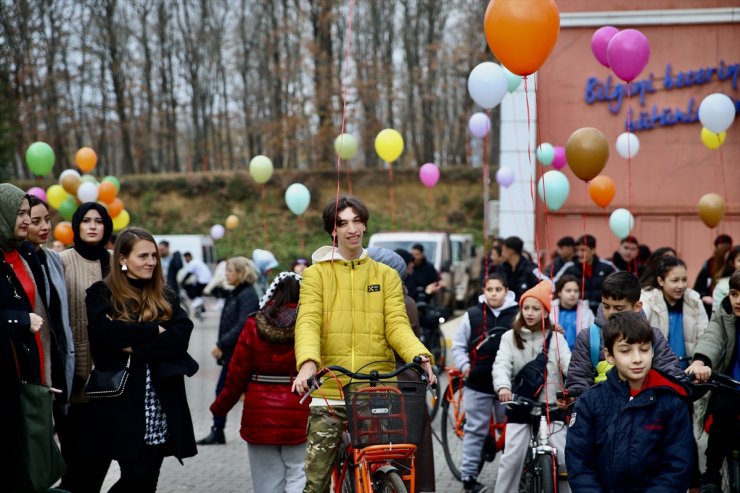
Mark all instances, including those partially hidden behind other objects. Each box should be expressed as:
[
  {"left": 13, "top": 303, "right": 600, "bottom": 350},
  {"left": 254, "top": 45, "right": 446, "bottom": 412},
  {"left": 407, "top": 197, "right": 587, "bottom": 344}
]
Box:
[{"left": 583, "top": 60, "right": 739, "bottom": 132}]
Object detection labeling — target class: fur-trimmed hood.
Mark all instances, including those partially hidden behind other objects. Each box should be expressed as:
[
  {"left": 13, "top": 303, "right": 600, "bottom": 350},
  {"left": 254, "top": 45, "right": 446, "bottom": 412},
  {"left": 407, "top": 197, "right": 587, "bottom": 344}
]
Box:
[{"left": 255, "top": 311, "right": 296, "bottom": 345}]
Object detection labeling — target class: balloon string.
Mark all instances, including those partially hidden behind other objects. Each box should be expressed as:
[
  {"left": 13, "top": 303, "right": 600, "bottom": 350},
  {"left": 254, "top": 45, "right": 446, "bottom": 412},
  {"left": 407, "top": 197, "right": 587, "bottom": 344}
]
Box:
[
  {"left": 718, "top": 146, "right": 728, "bottom": 235},
  {"left": 580, "top": 188, "right": 588, "bottom": 304},
  {"left": 388, "top": 164, "right": 395, "bottom": 228},
  {"left": 261, "top": 185, "right": 268, "bottom": 247},
  {"left": 427, "top": 187, "right": 433, "bottom": 228},
  {"left": 299, "top": 215, "right": 306, "bottom": 257},
  {"left": 523, "top": 76, "right": 544, "bottom": 278},
  {"left": 533, "top": 72, "right": 549, "bottom": 273},
  {"left": 510, "top": 92, "right": 529, "bottom": 228},
  {"left": 626, "top": 83, "right": 633, "bottom": 212},
  {"left": 483, "top": 113, "right": 490, "bottom": 288}
]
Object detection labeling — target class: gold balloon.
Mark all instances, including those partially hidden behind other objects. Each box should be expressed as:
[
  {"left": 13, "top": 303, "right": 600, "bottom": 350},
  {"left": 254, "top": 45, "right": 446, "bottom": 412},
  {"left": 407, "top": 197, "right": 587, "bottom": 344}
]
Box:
[
  {"left": 697, "top": 193, "right": 725, "bottom": 228},
  {"left": 225, "top": 215, "right": 239, "bottom": 230},
  {"left": 566, "top": 127, "right": 610, "bottom": 182},
  {"left": 61, "top": 173, "right": 81, "bottom": 195}
]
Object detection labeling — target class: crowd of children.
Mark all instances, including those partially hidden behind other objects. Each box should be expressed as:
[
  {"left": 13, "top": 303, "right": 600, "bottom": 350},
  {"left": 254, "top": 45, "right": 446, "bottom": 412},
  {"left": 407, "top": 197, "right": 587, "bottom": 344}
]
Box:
[{"left": 456, "top": 233, "right": 739, "bottom": 493}]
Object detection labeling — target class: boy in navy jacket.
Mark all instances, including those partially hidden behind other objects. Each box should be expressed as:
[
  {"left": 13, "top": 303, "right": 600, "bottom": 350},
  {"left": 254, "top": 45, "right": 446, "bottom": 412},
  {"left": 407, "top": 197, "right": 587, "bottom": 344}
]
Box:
[{"left": 565, "top": 311, "right": 694, "bottom": 492}]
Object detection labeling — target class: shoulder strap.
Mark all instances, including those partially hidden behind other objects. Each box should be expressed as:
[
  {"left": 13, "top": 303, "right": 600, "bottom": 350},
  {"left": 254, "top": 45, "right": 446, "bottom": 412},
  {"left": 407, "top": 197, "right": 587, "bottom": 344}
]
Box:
[
  {"left": 544, "top": 330, "right": 554, "bottom": 352},
  {"left": 589, "top": 323, "right": 600, "bottom": 368}
]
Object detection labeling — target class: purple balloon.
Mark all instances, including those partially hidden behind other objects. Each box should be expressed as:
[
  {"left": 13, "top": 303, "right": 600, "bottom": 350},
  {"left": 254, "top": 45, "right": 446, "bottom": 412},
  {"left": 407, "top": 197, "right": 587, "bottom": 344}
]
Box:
[
  {"left": 591, "top": 26, "right": 619, "bottom": 68},
  {"left": 468, "top": 112, "right": 490, "bottom": 139},
  {"left": 419, "top": 163, "right": 440, "bottom": 188},
  {"left": 495, "top": 167, "right": 515, "bottom": 188},
  {"left": 551, "top": 146, "right": 567, "bottom": 170},
  {"left": 607, "top": 29, "right": 650, "bottom": 82},
  {"left": 27, "top": 186, "right": 48, "bottom": 203}
]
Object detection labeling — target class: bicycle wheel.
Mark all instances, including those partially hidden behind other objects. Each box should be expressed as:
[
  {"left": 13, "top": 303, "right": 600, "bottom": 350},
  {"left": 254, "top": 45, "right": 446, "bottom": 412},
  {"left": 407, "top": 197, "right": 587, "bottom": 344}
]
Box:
[
  {"left": 539, "top": 454, "right": 558, "bottom": 493},
  {"left": 374, "top": 470, "right": 407, "bottom": 493},
  {"left": 441, "top": 378, "right": 466, "bottom": 481},
  {"left": 434, "top": 327, "right": 447, "bottom": 373}
]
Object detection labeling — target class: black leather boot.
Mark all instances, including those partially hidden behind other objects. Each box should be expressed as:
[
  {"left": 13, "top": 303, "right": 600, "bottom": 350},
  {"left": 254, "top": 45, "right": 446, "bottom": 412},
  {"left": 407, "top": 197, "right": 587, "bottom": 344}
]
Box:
[{"left": 196, "top": 426, "right": 225, "bottom": 445}]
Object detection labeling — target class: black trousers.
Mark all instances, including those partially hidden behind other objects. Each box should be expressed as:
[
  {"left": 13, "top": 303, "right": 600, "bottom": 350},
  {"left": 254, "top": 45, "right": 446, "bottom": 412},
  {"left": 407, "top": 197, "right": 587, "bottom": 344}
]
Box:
[
  {"left": 108, "top": 444, "right": 168, "bottom": 493},
  {"left": 57, "top": 403, "right": 111, "bottom": 493},
  {"left": 705, "top": 388, "right": 740, "bottom": 476}
]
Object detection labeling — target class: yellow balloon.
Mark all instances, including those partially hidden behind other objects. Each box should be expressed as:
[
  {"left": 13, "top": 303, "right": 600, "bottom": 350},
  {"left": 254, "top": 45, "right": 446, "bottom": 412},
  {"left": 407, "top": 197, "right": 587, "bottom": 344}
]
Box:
[
  {"left": 112, "top": 209, "right": 130, "bottom": 231},
  {"left": 249, "top": 155, "right": 273, "bottom": 184},
  {"left": 374, "top": 129, "right": 404, "bottom": 162},
  {"left": 46, "top": 184, "right": 70, "bottom": 209},
  {"left": 225, "top": 214, "right": 239, "bottom": 230},
  {"left": 700, "top": 127, "right": 726, "bottom": 150}
]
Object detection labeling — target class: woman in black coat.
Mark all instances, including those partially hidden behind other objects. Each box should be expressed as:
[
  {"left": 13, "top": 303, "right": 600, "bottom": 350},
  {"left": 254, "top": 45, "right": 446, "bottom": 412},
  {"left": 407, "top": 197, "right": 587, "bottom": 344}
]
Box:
[
  {"left": 197, "top": 256, "right": 259, "bottom": 445},
  {"left": 85, "top": 227, "right": 198, "bottom": 492}
]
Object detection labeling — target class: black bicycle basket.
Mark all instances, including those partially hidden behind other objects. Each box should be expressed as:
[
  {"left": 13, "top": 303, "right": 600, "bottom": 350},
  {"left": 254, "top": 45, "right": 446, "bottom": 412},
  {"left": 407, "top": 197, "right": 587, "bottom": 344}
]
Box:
[{"left": 343, "top": 380, "right": 426, "bottom": 448}]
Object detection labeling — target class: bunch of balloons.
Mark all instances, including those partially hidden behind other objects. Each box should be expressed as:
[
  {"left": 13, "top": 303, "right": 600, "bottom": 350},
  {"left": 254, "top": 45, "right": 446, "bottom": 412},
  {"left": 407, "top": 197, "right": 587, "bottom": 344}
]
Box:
[
  {"left": 591, "top": 26, "right": 650, "bottom": 83},
  {"left": 698, "top": 93, "right": 735, "bottom": 150}
]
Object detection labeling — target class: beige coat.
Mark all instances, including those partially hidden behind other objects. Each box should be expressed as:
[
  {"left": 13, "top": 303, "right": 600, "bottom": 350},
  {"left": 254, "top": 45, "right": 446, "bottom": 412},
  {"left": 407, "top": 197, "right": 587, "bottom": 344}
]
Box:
[{"left": 640, "top": 287, "right": 708, "bottom": 357}]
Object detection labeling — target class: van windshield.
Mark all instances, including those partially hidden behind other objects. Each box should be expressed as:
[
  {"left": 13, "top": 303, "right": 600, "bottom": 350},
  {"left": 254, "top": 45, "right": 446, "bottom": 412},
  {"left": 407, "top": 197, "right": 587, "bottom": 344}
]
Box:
[{"left": 372, "top": 241, "right": 437, "bottom": 262}]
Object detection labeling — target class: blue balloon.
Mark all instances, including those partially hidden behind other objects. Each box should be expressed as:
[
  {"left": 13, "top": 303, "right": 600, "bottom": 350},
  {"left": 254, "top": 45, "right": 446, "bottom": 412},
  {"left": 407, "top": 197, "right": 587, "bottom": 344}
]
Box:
[
  {"left": 285, "top": 183, "right": 311, "bottom": 215},
  {"left": 609, "top": 208, "right": 635, "bottom": 239},
  {"left": 537, "top": 170, "right": 570, "bottom": 211}
]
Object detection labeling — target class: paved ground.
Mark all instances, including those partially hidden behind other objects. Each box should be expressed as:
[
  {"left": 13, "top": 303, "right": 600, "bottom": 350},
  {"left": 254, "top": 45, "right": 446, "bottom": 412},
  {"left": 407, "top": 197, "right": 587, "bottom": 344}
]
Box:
[{"left": 100, "top": 304, "right": 491, "bottom": 492}]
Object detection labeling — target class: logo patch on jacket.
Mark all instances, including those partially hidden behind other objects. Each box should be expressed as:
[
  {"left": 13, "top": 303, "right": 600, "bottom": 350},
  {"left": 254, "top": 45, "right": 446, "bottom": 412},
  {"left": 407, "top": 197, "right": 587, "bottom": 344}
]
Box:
[
  {"left": 568, "top": 412, "right": 577, "bottom": 427},
  {"left": 644, "top": 418, "right": 663, "bottom": 431},
  {"left": 367, "top": 284, "right": 381, "bottom": 292}
]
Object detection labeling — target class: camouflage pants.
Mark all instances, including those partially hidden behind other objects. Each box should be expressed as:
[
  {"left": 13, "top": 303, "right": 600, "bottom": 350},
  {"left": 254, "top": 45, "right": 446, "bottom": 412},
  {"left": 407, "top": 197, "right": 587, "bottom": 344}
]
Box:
[{"left": 303, "top": 406, "right": 347, "bottom": 493}]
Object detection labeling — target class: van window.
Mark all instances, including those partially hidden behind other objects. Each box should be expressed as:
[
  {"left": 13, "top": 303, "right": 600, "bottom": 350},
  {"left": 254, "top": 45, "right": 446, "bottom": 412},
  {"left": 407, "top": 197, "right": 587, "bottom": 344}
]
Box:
[
  {"left": 371, "top": 240, "right": 437, "bottom": 262},
  {"left": 202, "top": 245, "right": 215, "bottom": 265},
  {"left": 451, "top": 240, "right": 462, "bottom": 262}
]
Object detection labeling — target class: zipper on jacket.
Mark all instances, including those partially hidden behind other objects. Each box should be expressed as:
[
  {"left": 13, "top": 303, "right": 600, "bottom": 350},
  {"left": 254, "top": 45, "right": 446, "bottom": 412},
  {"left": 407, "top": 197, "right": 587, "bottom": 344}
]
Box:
[{"left": 350, "top": 262, "right": 355, "bottom": 370}]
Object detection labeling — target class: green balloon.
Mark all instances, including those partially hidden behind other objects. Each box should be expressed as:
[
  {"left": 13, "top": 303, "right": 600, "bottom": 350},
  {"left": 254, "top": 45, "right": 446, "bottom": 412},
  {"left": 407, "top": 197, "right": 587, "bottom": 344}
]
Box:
[
  {"left": 81, "top": 174, "right": 98, "bottom": 185},
  {"left": 25, "top": 141, "right": 56, "bottom": 176},
  {"left": 59, "top": 197, "right": 78, "bottom": 221},
  {"left": 334, "top": 133, "right": 358, "bottom": 160},
  {"left": 102, "top": 175, "right": 121, "bottom": 192}
]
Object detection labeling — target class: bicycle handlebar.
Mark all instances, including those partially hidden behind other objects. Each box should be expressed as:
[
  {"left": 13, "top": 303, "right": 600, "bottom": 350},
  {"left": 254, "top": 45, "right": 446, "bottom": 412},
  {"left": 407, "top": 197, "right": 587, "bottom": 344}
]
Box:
[
  {"left": 299, "top": 357, "right": 436, "bottom": 404},
  {"left": 556, "top": 388, "right": 584, "bottom": 400},
  {"left": 501, "top": 395, "right": 560, "bottom": 413},
  {"left": 677, "top": 370, "right": 740, "bottom": 392}
]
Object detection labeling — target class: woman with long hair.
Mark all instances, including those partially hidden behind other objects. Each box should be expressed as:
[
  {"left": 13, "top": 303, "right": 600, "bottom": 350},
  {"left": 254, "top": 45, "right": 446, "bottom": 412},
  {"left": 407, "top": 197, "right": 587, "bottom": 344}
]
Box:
[
  {"left": 210, "top": 272, "right": 308, "bottom": 493},
  {"left": 58, "top": 201, "right": 114, "bottom": 492},
  {"left": 197, "top": 256, "right": 260, "bottom": 445},
  {"left": 85, "top": 227, "right": 198, "bottom": 492},
  {"left": 712, "top": 245, "right": 740, "bottom": 313},
  {"left": 23, "top": 195, "right": 75, "bottom": 410}
]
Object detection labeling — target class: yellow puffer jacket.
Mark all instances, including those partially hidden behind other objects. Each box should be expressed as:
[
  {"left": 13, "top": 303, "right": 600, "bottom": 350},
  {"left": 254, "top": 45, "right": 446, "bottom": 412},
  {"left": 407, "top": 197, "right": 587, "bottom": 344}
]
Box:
[{"left": 295, "top": 247, "right": 431, "bottom": 400}]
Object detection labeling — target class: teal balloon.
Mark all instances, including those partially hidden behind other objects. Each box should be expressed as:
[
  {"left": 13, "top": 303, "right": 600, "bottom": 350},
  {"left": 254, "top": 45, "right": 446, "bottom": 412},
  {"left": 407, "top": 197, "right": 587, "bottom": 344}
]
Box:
[
  {"left": 334, "top": 133, "right": 358, "bottom": 160},
  {"left": 609, "top": 208, "right": 635, "bottom": 239},
  {"left": 536, "top": 143, "right": 555, "bottom": 166},
  {"left": 25, "top": 141, "right": 56, "bottom": 176},
  {"left": 537, "top": 170, "right": 570, "bottom": 211},
  {"left": 102, "top": 175, "right": 121, "bottom": 192},
  {"left": 59, "top": 197, "right": 78, "bottom": 221},
  {"left": 285, "top": 183, "right": 311, "bottom": 216},
  {"left": 503, "top": 66, "right": 523, "bottom": 93}
]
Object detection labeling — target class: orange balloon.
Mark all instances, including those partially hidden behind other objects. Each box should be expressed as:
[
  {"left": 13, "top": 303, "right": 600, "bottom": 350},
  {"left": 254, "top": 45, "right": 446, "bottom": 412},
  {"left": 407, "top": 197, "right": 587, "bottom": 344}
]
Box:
[
  {"left": 75, "top": 147, "right": 98, "bottom": 173},
  {"left": 484, "top": 0, "right": 560, "bottom": 76},
  {"left": 697, "top": 193, "right": 725, "bottom": 228},
  {"left": 566, "top": 127, "right": 610, "bottom": 182},
  {"left": 53, "top": 222, "right": 74, "bottom": 245},
  {"left": 108, "top": 197, "right": 124, "bottom": 218},
  {"left": 98, "top": 181, "right": 117, "bottom": 204},
  {"left": 588, "top": 175, "right": 616, "bottom": 208},
  {"left": 61, "top": 173, "right": 80, "bottom": 195}
]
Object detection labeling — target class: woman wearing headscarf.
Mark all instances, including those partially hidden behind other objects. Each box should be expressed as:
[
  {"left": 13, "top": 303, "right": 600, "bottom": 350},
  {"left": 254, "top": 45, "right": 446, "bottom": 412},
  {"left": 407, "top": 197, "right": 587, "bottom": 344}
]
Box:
[
  {"left": 0, "top": 183, "right": 49, "bottom": 489},
  {"left": 58, "top": 201, "right": 114, "bottom": 492},
  {"left": 21, "top": 195, "right": 75, "bottom": 412},
  {"left": 210, "top": 272, "right": 308, "bottom": 493},
  {"left": 197, "top": 256, "right": 260, "bottom": 445},
  {"left": 84, "top": 227, "right": 198, "bottom": 492}
]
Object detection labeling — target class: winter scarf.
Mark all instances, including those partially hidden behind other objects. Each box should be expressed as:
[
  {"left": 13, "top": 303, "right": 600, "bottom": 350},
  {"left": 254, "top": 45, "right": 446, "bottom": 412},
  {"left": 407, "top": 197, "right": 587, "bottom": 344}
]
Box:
[{"left": 71, "top": 202, "right": 113, "bottom": 277}]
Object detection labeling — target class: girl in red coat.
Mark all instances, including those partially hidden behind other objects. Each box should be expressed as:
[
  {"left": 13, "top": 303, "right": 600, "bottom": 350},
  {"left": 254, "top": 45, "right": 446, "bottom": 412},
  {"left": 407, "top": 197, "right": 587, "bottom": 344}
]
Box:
[{"left": 210, "top": 271, "right": 308, "bottom": 493}]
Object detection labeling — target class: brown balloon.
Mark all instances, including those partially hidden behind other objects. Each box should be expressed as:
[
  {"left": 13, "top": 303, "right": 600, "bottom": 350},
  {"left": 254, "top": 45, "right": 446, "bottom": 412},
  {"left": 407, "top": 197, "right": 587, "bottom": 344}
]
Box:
[
  {"left": 566, "top": 127, "right": 610, "bottom": 182},
  {"left": 697, "top": 193, "right": 725, "bottom": 228},
  {"left": 61, "top": 174, "right": 80, "bottom": 195}
]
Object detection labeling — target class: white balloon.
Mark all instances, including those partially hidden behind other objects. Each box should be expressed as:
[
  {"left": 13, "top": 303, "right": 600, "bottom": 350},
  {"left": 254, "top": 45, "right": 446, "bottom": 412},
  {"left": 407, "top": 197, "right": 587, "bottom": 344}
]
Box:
[
  {"left": 210, "top": 224, "right": 225, "bottom": 240},
  {"left": 467, "top": 62, "right": 508, "bottom": 110},
  {"left": 698, "top": 93, "right": 736, "bottom": 133},
  {"left": 615, "top": 132, "right": 640, "bottom": 159},
  {"left": 76, "top": 181, "right": 98, "bottom": 203}
]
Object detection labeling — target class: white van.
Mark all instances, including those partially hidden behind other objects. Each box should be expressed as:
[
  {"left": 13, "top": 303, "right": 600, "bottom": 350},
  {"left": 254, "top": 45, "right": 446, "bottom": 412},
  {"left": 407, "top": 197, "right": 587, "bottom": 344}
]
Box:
[{"left": 153, "top": 234, "right": 217, "bottom": 271}]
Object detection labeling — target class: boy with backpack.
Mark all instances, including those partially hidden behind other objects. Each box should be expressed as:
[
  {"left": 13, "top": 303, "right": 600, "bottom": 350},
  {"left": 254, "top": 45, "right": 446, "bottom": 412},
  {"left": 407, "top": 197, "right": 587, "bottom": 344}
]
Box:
[
  {"left": 566, "top": 271, "right": 681, "bottom": 393},
  {"left": 565, "top": 311, "right": 694, "bottom": 491},
  {"left": 451, "top": 273, "right": 519, "bottom": 493}
]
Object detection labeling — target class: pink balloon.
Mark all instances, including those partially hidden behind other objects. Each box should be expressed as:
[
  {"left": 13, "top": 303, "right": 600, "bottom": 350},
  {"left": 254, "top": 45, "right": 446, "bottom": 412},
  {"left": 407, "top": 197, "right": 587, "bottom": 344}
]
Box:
[
  {"left": 591, "top": 26, "right": 619, "bottom": 68},
  {"left": 607, "top": 29, "right": 650, "bottom": 82},
  {"left": 495, "top": 167, "right": 515, "bottom": 188},
  {"left": 419, "top": 163, "right": 440, "bottom": 188},
  {"left": 551, "top": 146, "right": 567, "bottom": 170},
  {"left": 27, "top": 186, "right": 48, "bottom": 203}
]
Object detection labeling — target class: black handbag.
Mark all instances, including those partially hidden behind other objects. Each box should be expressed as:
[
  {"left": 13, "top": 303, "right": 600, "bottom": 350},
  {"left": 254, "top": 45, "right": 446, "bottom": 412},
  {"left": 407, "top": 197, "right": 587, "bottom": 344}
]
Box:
[{"left": 85, "top": 355, "right": 131, "bottom": 398}]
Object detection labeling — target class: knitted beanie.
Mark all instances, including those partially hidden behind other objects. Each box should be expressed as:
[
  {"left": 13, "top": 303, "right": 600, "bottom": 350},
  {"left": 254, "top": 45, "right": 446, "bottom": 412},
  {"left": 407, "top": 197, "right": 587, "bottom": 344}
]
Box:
[
  {"left": 519, "top": 280, "right": 553, "bottom": 313},
  {"left": 0, "top": 183, "right": 28, "bottom": 251}
]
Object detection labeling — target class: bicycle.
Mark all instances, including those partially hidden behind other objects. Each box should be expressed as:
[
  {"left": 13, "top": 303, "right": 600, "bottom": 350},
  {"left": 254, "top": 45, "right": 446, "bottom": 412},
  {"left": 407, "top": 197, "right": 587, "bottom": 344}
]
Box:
[
  {"left": 440, "top": 367, "right": 506, "bottom": 481},
  {"left": 301, "top": 358, "right": 434, "bottom": 493},
  {"left": 502, "top": 396, "right": 565, "bottom": 493},
  {"left": 680, "top": 371, "right": 740, "bottom": 493},
  {"left": 416, "top": 299, "right": 449, "bottom": 420}
]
